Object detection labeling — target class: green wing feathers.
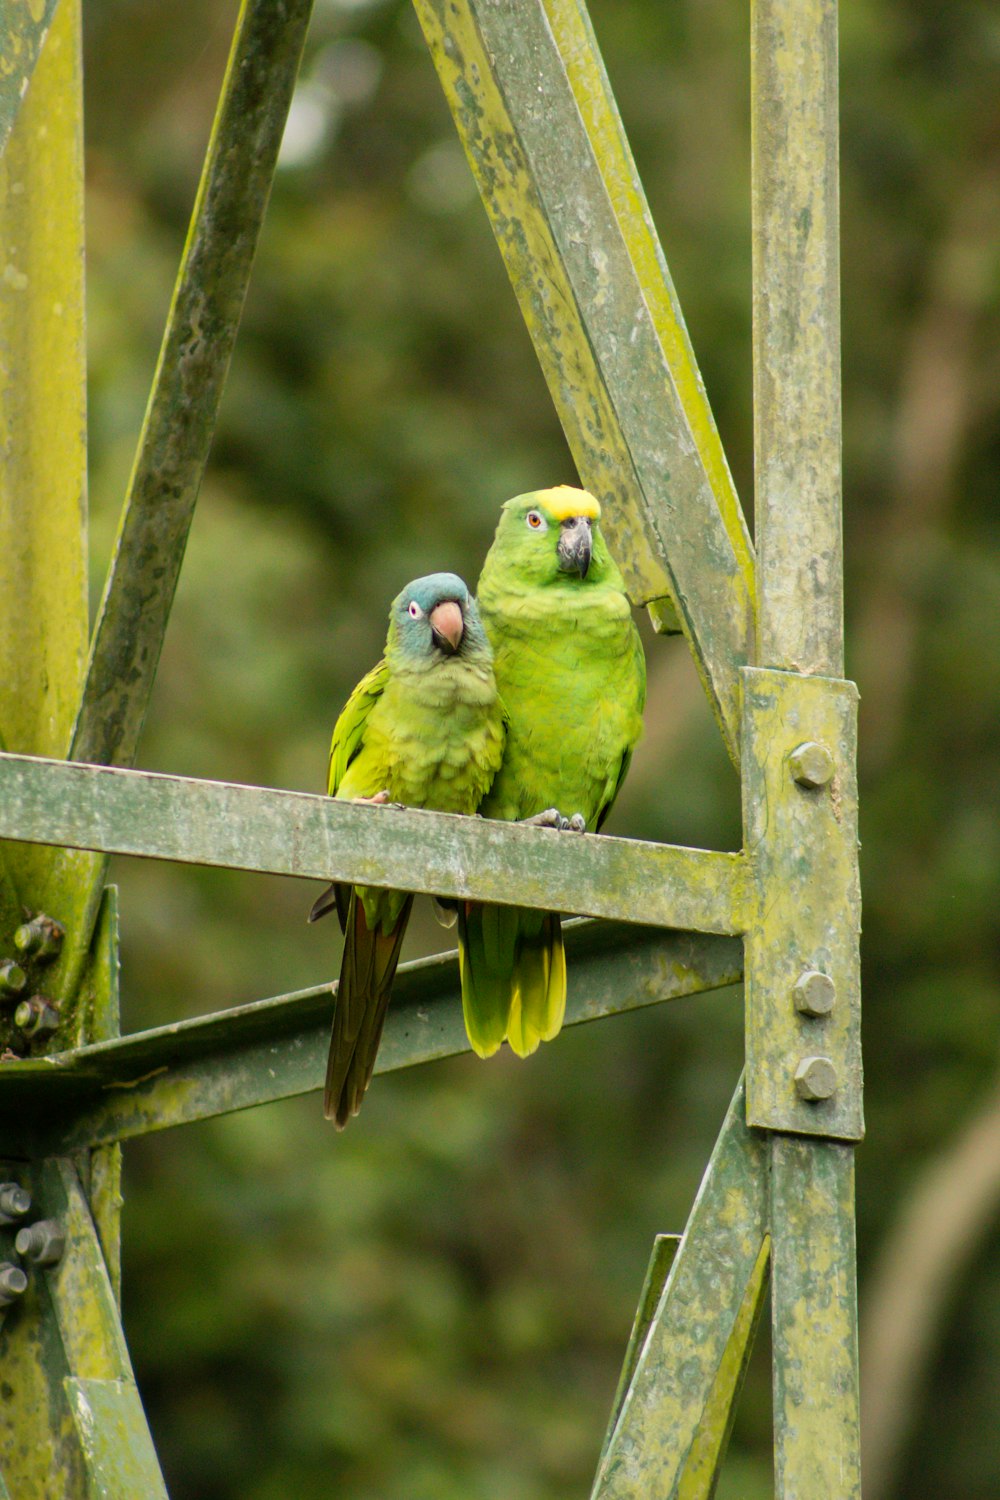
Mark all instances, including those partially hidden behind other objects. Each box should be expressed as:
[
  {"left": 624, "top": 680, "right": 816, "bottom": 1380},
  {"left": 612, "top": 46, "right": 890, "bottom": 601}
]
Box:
[
  {"left": 458, "top": 904, "right": 566, "bottom": 1059},
  {"left": 325, "top": 890, "right": 414, "bottom": 1126}
]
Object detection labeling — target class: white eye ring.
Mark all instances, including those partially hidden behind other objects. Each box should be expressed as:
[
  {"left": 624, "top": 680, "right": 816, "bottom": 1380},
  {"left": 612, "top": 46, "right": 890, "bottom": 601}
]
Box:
[
  {"left": 407, "top": 601, "right": 424, "bottom": 619},
  {"left": 526, "top": 510, "right": 547, "bottom": 531}
]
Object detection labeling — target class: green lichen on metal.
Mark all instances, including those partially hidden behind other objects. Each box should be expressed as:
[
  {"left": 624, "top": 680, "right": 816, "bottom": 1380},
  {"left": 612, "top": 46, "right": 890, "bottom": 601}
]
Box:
[
  {"left": 413, "top": 0, "right": 755, "bottom": 760},
  {"left": 741, "top": 667, "right": 862, "bottom": 1141},
  {"left": 35, "top": 1158, "right": 167, "bottom": 1495},
  {"left": 0, "top": 752, "right": 749, "bottom": 936},
  {"left": 677, "top": 1236, "right": 770, "bottom": 1500},
  {"left": 770, "top": 1136, "right": 861, "bottom": 1498},
  {"left": 751, "top": 0, "right": 843, "bottom": 677},
  {"left": 76, "top": 888, "right": 122, "bottom": 1303},
  {"left": 72, "top": 0, "right": 315, "bottom": 773},
  {"left": 0, "top": 0, "right": 88, "bottom": 911},
  {"left": 0, "top": 923, "right": 743, "bottom": 1154},
  {"left": 599, "top": 1234, "right": 681, "bottom": 1465},
  {"left": 0, "top": 0, "right": 61, "bottom": 162},
  {"left": 0, "top": 1156, "right": 165, "bottom": 1496},
  {"left": 592, "top": 1081, "right": 769, "bottom": 1498}
]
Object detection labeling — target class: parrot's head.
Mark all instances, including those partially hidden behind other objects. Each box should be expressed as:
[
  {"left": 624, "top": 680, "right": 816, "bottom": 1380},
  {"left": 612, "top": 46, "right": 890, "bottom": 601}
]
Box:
[
  {"left": 480, "top": 486, "right": 623, "bottom": 593},
  {"left": 387, "top": 572, "right": 492, "bottom": 668}
]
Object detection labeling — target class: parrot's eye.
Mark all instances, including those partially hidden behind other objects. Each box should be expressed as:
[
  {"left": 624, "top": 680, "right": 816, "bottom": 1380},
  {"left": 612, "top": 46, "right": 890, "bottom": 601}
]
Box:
[
  {"left": 526, "top": 510, "right": 547, "bottom": 531},
  {"left": 407, "top": 601, "right": 424, "bottom": 619}
]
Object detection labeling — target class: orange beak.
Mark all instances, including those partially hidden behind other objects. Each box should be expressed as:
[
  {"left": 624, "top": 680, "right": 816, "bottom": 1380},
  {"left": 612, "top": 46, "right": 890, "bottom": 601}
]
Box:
[{"left": 429, "top": 600, "right": 464, "bottom": 653}]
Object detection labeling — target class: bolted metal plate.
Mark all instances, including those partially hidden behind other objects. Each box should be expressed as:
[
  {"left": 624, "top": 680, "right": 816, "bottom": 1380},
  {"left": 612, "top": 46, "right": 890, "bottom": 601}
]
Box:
[{"left": 742, "top": 667, "right": 862, "bottom": 1140}]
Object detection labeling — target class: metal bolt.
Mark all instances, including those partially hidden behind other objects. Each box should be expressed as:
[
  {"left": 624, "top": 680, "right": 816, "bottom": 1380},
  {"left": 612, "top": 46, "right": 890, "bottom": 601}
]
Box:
[
  {"left": 13, "top": 915, "right": 64, "bottom": 964},
  {"left": 789, "top": 741, "right": 835, "bottom": 789},
  {"left": 0, "top": 1183, "right": 32, "bottom": 1226},
  {"left": 0, "top": 1263, "right": 28, "bottom": 1307},
  {"left": 0, "top": 960, "right": 27, "bottom": 998},
  {"left": 794, "top": 1056, "right": 838, "bottom": 1101},
  {"left": 793, "top": 970, "right": 836, "bottom": 1018},
  {"left": 15, "top": 1220, "right": 65, "bottom": 1268},
  {"left": 13, "top": 995, "right": 59, "bottom": 1040}
]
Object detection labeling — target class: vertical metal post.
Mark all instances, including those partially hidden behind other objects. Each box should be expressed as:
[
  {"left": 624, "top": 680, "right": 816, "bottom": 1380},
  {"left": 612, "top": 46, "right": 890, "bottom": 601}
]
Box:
[
  {"left": 0, "top": 5, "right": 98, "bottom": 1491},
  {"left": 750, "top": 0, "right": 862, "bottom": 1495}
]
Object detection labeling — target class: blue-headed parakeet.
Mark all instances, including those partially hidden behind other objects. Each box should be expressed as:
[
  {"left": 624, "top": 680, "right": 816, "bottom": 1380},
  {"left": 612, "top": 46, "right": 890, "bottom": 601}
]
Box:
[
  {"left": 458, "top": 486, "right": 646, "bottom": 1058},
  {"left": 311, "top": 573, "right": 505, "bottom": 1126}
]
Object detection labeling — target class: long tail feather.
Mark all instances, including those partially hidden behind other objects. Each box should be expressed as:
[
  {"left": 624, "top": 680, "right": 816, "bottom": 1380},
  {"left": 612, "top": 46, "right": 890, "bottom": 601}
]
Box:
[
  {"left": 506, "top": 912, "right": 565, "bottom": 1057},
  {"left": 457, "top": 902, "right": 516, "bottom": 1057},
  {"left": 325, "top": 889, "right": 414, "bottom": 1126}
]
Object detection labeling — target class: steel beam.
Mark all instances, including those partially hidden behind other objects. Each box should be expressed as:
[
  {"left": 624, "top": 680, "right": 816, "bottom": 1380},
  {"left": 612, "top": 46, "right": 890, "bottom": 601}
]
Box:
[
  {"left": 0, "top": 923, "right": 742, "bottom": 1154},
  {"left": 0, "top": 752, "right": 748, "bottom": 937},
  {"left": 414, "top": 0, "right": 755, "bottom": 759}
]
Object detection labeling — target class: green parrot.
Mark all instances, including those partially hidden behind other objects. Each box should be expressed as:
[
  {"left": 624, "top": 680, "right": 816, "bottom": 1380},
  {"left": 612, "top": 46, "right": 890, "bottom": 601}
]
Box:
[
  {"left": 458, "top": 485, "right": 646, "bottom": 1059},
  {"left": 310, "top": 572, "right": 505, "bottom": 1126}
]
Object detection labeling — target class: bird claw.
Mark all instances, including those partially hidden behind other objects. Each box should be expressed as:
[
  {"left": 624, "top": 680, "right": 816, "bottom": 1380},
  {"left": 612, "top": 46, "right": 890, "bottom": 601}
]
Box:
[
  {"left": 520, "top": 807, "right": 567, "bottom": 830},
  {"left": 519, "top": 808, "right": 588, "bottom": 832},
  {"left": 351, "top": 791, "right": 406, "bottom": 810}
]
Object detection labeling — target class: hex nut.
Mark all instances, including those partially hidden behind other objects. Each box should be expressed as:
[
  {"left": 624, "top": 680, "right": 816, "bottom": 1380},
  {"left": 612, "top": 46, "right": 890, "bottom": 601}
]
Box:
[
  {"left": 15, "top": 1220, "right": 65, "bottom": 1268},
  {"left": 789, "top": 741, "right": 835, "bottom": 790},
  {"left": 793, "top": 970, "right": 836, "bottom": 1017},
  {"left": 13, "top": 915, "right": 64, "bottom": 964},
  {"left": 794, "top": 1056, "right": 838, "bottom": 1102},
  {"left": 0, "top": 960, "right": 27, "bottom": 998},
  {"left": 0, "top": 1263, "right": 28, "bottom": 1307},
  {"left": 13, "top": 996, "right": 59, "bottom": 1039},
  {"left": 0, "top": 1183, "right": 32, "bottom": 1226}
]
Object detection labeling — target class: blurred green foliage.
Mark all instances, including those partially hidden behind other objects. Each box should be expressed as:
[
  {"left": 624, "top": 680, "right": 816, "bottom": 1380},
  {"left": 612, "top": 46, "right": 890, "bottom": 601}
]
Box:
[{"left": 76, "top": 0, "right": 1000, "bottom": 1495}]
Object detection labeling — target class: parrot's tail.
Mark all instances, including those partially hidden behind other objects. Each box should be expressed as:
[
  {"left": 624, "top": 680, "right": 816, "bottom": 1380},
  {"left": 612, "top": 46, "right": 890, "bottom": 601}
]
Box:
[
  {"left": 325, "top": 889, "right": 414, "bottom": 1127},
  {"left": 457, "top": 904, "right": 566, "bottom": 1059}
]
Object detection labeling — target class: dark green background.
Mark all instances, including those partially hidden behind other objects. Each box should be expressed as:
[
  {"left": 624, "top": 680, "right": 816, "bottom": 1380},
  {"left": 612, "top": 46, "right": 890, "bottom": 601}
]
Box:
[{"left": 81, "top": 0, "right": 1000, "bottom": 1495}]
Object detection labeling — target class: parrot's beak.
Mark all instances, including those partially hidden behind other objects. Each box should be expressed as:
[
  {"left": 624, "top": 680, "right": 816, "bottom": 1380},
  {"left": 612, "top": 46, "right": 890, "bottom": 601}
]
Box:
[
  {"left": 557, "top": 515, "right": 592, "bottom": 578},
  {"left": 429, "top": 600, "right": 465, "bottom": 654}
]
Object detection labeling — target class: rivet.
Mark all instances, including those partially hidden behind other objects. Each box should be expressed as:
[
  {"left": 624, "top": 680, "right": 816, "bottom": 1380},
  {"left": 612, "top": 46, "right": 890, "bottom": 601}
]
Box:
[
  {"left": 793, "top": 970, "right": 836, "bottom": 1017},
  {"left": 794, "top": 1056, "right": 838, "bottom": 1101},
  {"left": 789, "top": 741, "right": 835, "bottom": 789},
  {"left": 0, "top": 1263, "right": 28, "bottom": 1307},
  {"left": 13, "top": 995, "right": 59, "bottom": 1039},
  {"left": 13, "top": 915, "right": 64, "bottom": 964},
  {"left": 0, "top": 960, "right": 27, "bottom": 998},
  {"left": 0, "top": 1184, "right": 32, "bottom": 1225},
  {"left": 15, "top": 1220, "right": 65, "bottom": 1268}
]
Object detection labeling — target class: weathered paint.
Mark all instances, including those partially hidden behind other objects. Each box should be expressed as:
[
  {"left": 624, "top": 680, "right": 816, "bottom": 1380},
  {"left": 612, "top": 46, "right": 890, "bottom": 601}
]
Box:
[
  {"left": 0, "top": 923, "right": 743, "bottom": 1154},
  {"left": 34, "top": 1158, "right": 167, "bottom": 1495},
  {"left": 0, "top": 752, "right": 748, "bottom": 936},
  {"left": 413, "top": 0, "right": 754, "bottom": 760},
  {"left": 0, "top": 0, "right": 88, "bottom": 911},
  {"left": 751, "top": 0, "right": 843, "bottom": 676},
  {"left": 72, "top": 0, "right": 315, "bottom": 772},
  {"left": 38, "top": 0, "right": 315, "bottom": 1017},
  {"left": 741, "top": 668, "right": 862, "bottom": 1141},
  {"left": 592, "top": 1081, "right": 769, "bottom": 1498},
  {"left": 676, "top": 1236, "right": 770, "bottom": 1500},
  {"left": 0, "top": 0, "right": 60, "bottom": 161},
  {"left": 770, "top": 1136, "right": 860, "bottom": 1498},
  {"left": 79, "top": 889, "right": 122, "bottom": 1304},
  {"left": 599, "top": 1234, "right": 681, "bottom": 1465}
]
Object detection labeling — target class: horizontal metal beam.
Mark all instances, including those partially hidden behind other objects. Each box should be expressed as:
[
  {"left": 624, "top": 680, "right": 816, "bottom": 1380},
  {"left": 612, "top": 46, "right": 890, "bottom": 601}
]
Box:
[
  {"left": 0, "top": 752, "right": 747, "bottom": 934},
  {"left": 0, "top": 923, "right": 743, "bottom": 1152}
]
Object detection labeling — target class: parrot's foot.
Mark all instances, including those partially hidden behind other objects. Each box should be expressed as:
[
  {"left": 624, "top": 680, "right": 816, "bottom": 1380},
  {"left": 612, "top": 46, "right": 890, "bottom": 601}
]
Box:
[
  {"left": 520, "top": 807, "right": 568, "bottom": 830},
  {"left": 519, "top": 808, "right": 589, "bottom": 832},
  {"left": 352, "top": 790, "right": 391, "bottom": 805}
]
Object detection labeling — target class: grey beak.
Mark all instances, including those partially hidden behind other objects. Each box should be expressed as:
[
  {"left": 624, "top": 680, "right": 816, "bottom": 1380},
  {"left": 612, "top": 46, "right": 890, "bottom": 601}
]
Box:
[{"left": 557, "top": 515, "right": 592, "bottom": 578}]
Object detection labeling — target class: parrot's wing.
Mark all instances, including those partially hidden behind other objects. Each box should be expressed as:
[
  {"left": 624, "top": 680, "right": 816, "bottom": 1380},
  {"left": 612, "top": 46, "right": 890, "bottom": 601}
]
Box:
[
  {"left": 595, "top": 747, "right": 634, "bottom": 832},
  {"left": 309, "top": 659, "right": 390, "bottom": 930},
  {"left": 327, "top": 657, "right": 390, "bottom": 795}
]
